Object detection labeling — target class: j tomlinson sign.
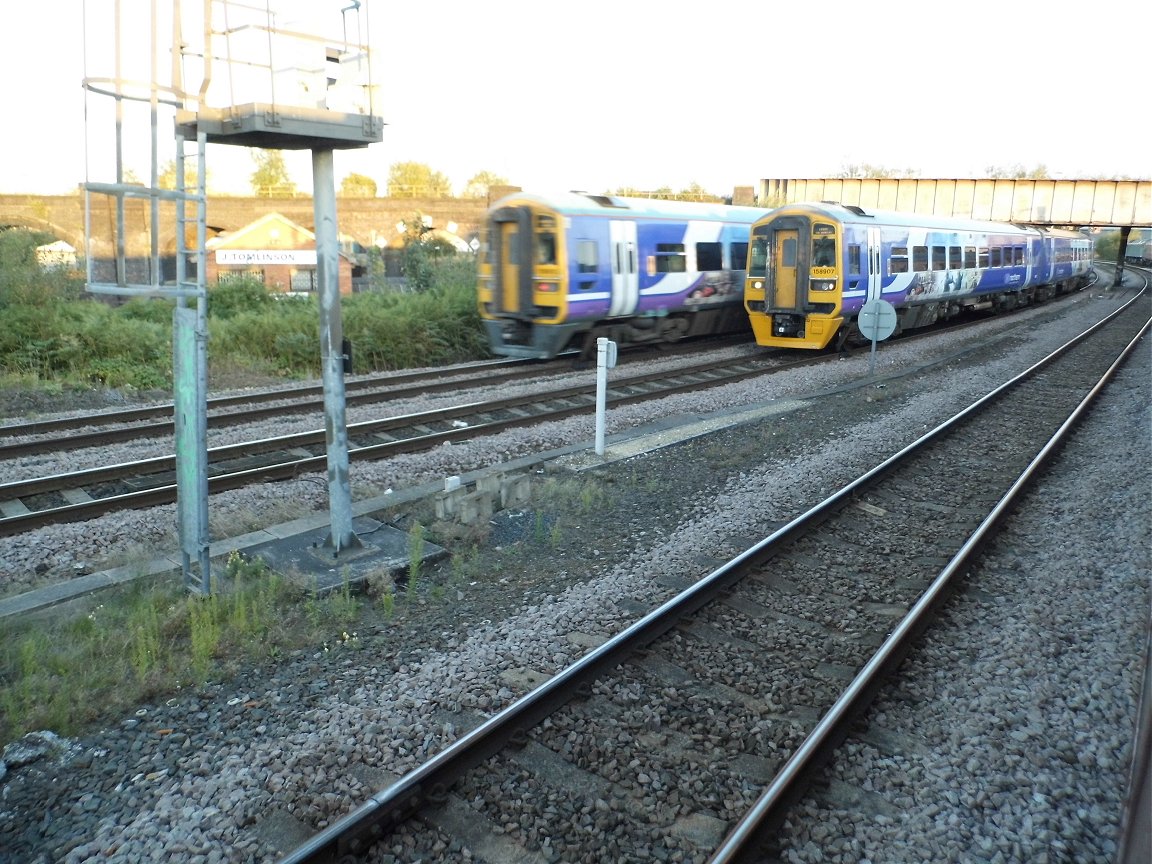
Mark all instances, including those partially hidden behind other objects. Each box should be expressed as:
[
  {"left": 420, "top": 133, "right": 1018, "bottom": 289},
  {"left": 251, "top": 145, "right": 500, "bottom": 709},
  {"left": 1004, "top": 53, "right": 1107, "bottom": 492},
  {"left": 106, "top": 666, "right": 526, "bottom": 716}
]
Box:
[{"left": 215, "top": 249, "right": 318, "bottom": 265}]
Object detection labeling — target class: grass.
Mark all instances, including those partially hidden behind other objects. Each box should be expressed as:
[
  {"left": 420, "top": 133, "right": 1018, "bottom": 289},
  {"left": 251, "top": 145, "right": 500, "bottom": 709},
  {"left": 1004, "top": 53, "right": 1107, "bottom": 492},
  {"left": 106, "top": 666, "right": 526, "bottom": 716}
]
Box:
[{"left": 0, "top": 550, "right": 444, "bottom": 743}]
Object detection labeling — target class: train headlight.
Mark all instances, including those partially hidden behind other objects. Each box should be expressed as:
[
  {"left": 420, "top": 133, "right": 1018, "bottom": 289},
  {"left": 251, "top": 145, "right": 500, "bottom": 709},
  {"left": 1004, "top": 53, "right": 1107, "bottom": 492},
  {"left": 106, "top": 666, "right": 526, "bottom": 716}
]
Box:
[
  {"left": 810, "top": 280, "right": 836, "bottom": 292},
  {"left": 752, "top": 280, "right": 763, "bottom": 290}
]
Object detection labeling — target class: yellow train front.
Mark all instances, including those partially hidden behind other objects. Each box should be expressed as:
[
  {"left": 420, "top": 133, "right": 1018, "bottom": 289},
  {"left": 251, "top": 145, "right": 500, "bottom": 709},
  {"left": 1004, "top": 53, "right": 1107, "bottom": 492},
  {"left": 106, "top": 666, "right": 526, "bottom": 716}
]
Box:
[
  {"left": 744, "top": 202, "right": 1094, "bottom": 351},
  {"left": 744, "top": 206, "right": 846, "bottom": 350}
]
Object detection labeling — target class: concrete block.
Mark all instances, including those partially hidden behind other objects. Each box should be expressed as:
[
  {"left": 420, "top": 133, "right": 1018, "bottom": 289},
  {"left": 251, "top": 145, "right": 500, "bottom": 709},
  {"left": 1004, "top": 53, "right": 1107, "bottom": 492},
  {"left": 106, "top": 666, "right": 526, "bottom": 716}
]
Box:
[
  {"left": 458, "top": 490, "right": 494, "bottom": 525},
  {"left": 500, "top": 474, "right": 532, "bottom": 508}
]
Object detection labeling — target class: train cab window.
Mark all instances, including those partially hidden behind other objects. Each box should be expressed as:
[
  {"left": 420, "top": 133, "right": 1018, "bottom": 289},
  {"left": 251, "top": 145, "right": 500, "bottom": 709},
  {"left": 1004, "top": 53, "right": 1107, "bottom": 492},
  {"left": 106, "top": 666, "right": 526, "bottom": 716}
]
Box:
[
  {"left": 576, "top": 240, "right": 597, "bottom": 275},
  {"left": 536, "top": 232, "right": 557, "bottom": 265},
  {"left": 696, "top": 241, "right": 722, "bottom": 271},
  {"left": 782, "top": 237, "right": 796, "bottom": 267},
  {"left": 506, "top": 231, "right": 519, "bottom": 265},
  {"left": 978, "top": 247, "right": 989, "bottom": 268},
  {"left": 912, "top": 246, "right": 928, "bottom": 272},
  {"left": 949, "top": 246, "right": 962, "bottom": 268},
  {"left": 964, "top": 246, "right": 976, "bottom": 268},
  {"left": 890, "top": 246, "right": 908, "bottom": 274},
  {"left": 730, "top": 241, "right": 749, "bottom": 270},
  {"left": 655, "top": 243, "right": 686, "bottom": 273},
  {"left": 931, "top": 246, "right": 946, "bottom": 270},
  {"left": 748, "top": 235, "right": 769, "bottom": 276},
  {"left": 812, "top": 237, "right": 835, "bottom": 267},
  {"left": 990, "top": 248, "right": 1002, "bottom": 267},
  {"left": 848, "top": 244, "right": 861, "bottom": 274}
]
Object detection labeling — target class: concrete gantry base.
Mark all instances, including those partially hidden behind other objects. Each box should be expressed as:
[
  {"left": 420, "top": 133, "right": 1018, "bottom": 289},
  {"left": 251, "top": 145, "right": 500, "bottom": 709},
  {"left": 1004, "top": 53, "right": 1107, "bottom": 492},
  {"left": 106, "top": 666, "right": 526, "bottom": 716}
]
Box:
[{"left": 239, "top": 516, "right": 447, "bottom": 596}]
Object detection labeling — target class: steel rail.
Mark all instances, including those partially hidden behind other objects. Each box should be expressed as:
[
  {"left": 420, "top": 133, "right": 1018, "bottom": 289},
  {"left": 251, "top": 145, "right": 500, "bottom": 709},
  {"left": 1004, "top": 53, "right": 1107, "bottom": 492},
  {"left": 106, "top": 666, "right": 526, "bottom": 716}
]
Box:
[
  {"left": 0, "top": 354, "right": 786, "bottom": 536},
  {"left": 707, "top": 315, "right": 1152, "bottom": 862},
  {"left": 275, "top": 297, "right": 1148, "bottom": 864}
]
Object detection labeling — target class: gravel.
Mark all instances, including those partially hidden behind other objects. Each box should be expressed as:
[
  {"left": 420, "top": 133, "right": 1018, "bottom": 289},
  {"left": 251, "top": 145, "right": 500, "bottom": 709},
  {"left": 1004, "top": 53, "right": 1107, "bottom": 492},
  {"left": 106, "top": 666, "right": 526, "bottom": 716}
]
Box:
[{"left": 0, "top": 285, "right": 1147, "bottom": 863}]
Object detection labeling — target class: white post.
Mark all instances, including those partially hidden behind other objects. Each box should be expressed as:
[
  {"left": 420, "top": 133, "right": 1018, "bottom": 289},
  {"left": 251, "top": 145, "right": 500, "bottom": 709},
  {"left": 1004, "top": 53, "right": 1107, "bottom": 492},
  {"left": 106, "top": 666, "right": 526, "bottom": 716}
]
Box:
[{"left": 594, "top": 337, "right": 616, "bottom": 455}]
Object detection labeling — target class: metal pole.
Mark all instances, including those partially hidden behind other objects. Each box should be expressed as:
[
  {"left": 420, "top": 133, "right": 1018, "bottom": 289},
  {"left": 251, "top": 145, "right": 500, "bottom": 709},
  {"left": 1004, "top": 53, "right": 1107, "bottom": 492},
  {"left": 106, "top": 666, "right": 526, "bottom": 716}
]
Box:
[{"left": 312, "top": 148, "right": 360, "bottom": 553}]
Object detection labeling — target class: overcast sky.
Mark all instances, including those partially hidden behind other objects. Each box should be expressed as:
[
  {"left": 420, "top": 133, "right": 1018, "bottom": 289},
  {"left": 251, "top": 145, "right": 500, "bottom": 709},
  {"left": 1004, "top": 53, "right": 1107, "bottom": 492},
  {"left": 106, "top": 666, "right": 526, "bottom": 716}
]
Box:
[{"left": 2, "top": 0, "right": 1148, "bottom": 198}]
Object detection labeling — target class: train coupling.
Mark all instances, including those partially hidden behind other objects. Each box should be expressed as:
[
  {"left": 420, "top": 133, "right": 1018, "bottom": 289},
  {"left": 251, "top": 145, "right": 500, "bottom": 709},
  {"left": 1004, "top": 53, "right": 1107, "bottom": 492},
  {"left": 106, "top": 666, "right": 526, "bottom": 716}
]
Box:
[{"left": 771, "top": 313, "right": 806, "bottom": 338}]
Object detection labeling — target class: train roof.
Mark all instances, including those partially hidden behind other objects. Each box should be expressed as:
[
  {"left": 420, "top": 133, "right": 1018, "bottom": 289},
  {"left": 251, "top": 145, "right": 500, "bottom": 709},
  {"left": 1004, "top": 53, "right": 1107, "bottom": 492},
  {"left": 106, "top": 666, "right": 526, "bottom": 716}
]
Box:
[
  {"left": 771, "top": 201, "right": 1089, "bottom": 239},
  {"left": 488, "top": 190, "right": 771, "bottom": 223}
]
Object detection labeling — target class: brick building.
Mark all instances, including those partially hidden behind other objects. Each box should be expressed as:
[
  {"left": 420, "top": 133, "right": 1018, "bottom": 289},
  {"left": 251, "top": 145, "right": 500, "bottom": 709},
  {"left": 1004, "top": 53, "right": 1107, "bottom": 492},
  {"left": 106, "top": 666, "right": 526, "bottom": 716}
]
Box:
[{"left": 205, "top": 212, "right": 355, "bottom": 294}]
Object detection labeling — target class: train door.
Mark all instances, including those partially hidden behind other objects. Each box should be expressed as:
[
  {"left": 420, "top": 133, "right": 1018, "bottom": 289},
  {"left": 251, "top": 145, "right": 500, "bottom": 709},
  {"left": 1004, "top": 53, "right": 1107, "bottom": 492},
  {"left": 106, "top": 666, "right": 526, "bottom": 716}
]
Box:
[
  {"left": 866, "top": 226, "right": 882, "bottom": 300},
  {"left": 608, "top": 220, "right": 638, "bottom": 316},
  {"left": 489, "top": 205, "right": 533, "bottom": 315},
  {"left": 772, "top": 229, "right": 798, "bottom": 308}
]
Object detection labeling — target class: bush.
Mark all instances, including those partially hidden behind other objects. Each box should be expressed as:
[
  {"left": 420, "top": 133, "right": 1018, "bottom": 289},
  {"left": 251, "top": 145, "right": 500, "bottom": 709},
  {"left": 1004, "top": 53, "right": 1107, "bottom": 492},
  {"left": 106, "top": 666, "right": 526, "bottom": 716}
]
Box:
[
  {"left": 345, "top": 254, "right": 487, "bottom": 369},
  {"left": 209, "top": 295, "right": 321, "bottom": 377},
  {"left": 0, "top": 251, "right": 491, "bottom": 391},
  {"left": 209, "top": 277, "right": 273, "bottom": 319}
]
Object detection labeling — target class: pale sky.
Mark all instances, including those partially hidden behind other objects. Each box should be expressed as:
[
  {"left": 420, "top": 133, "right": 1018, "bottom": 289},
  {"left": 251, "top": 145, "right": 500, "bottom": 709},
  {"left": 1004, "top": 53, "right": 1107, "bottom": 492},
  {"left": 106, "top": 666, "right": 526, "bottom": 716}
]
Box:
[{"left": 1, "top": 0, "right": 1148, "bottom": 198}]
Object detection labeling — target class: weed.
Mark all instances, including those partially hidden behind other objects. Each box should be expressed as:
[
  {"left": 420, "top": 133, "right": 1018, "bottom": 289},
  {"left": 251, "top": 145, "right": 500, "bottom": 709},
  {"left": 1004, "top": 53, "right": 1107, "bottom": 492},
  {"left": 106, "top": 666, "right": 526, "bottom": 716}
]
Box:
[
  {"left": 329, "top": 569, "right": 360, "bottom": 624},
  {"left": 128, "top": 599, "right": 164, "bottom": 681},
  {"left": 188, "top": 594, "right": 221, "bottom": 681},
  {"left": 379, "top": 589, "right": 396, "bottom": 620},
  {"left": 449, "top": 546, "right": 479, "bottom": 585},
  {"left": 406, "top": 522, "right": 426, "bottom": 601}
]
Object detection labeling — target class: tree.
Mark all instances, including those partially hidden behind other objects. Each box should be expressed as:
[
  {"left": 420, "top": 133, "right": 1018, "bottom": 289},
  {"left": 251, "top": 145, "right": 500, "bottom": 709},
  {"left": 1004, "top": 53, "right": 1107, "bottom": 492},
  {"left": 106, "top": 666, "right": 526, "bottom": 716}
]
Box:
[
  {"left": 250, "top": 150, "right": 297, "bottom": 197},
  {"left": 397, "top": 213, "right": 459, "bottom": 290},
  {"left": 462, "top": 170, "right": 509, "bottom": 199},
  {"left": 836, "top": 164, "right": 919, "bottom": 179},
  {"left": 676, "top": 182, "right": 724, "bottom": 202},
  {"left": 387, "top": 162, "right": 452, "bottom": 198},
  {"left": 339, "top": 173, "right": 378, "bottom": 197},
  {"left": 157, "top": 160, "right": 210, "bottom": 191},
  {"left": 985, "top": 164, "right": 1050, "bottom": 179},
  {"left": 1094, "top": 229, "right": 1121, "bottom": 260}
]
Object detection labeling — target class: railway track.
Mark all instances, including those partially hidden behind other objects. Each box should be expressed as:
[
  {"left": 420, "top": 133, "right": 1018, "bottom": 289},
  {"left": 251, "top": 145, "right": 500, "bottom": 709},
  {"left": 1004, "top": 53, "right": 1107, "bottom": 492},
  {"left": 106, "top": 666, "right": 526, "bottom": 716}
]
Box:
[
  {"left": 0, "top": 351, "right": 791, "bottom": 536},
  {"left": 269, "top": 294, "right": 1149, "bottom": 861},
  {"left": 0, "top": 336, "right": 756, "bottom": 456},
  {"left": 0, "top": 358, "right": 542, "bottom": 457},
  {"left": 0, "top": 287, "right": 1102, "bottom": 538}
]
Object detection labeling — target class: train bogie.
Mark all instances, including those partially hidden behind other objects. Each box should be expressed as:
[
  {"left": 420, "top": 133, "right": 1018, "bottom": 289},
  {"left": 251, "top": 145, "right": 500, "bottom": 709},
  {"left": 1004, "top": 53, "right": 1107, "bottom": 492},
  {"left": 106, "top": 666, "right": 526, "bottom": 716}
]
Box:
[
  {"left": 744, "top": 202, "right": 1093, "bottom": 351},
  {"left": 477, "top": 192, "right": 771, "bottom": 359}
]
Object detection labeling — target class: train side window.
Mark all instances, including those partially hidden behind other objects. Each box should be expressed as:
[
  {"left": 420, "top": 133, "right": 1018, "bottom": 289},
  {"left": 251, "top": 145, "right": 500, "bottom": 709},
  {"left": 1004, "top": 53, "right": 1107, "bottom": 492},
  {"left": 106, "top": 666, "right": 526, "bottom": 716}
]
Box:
[
  {"left": 1014, "top": 246, "right": 1025, "bottom": 265},
  {"left": 696, "top": 241, "right": 722, "bottom": 271},
  {"left": 655, "top": 243, "right": 686, "bottom": 273},
  {"left": 748, "top": 236, "right": 769, "bottom": 276},
  {"left": 949, "top": 246, "right": 962, "bottom": 268},
  {"left": 576, "top": 240, "right": 597, "bottom": 275},
  {"left": 848, "top": 244, "right": 861, "bottom": 274},
  {"left": 912, "top": 246, "right": 928, "bottom": 272},
  {"left": 990, "top": 247, "right": 1002, "bottom": 267},
  {"left": 931, "top": 246, "right": 946, "bottom": 270},
  {"left": 730, "top": 241, "right": 748, "bottom": 270},
  {"left": 964, "top": 246, "right": 976, "bottom": 268},
  {"left": 978, "top": 247, "right": 989, "bottom": 268},
  {"left": 890, "top": 246, "right": 908, "bottom": 274}
]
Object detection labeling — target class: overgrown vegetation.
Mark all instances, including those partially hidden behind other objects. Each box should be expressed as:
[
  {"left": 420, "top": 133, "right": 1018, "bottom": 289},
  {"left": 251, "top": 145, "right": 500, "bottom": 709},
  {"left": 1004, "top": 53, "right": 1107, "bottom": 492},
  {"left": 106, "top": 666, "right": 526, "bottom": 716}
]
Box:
[
  {"left": 0, "top": 227, "right": 490, "bottom": 394},
  {"left": 0, "top": 550, "right": 432, "bottom": 741}
]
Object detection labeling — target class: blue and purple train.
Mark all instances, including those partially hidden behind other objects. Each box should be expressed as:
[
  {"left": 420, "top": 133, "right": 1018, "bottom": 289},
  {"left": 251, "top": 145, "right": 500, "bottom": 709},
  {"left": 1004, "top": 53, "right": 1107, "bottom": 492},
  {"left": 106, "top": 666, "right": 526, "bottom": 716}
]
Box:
[
  {"left": 744, "top": 202, "right": 1094, "bottom": 350},
  {"left": 477, "top": 192, "right": 771, "bottom": 359}
]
